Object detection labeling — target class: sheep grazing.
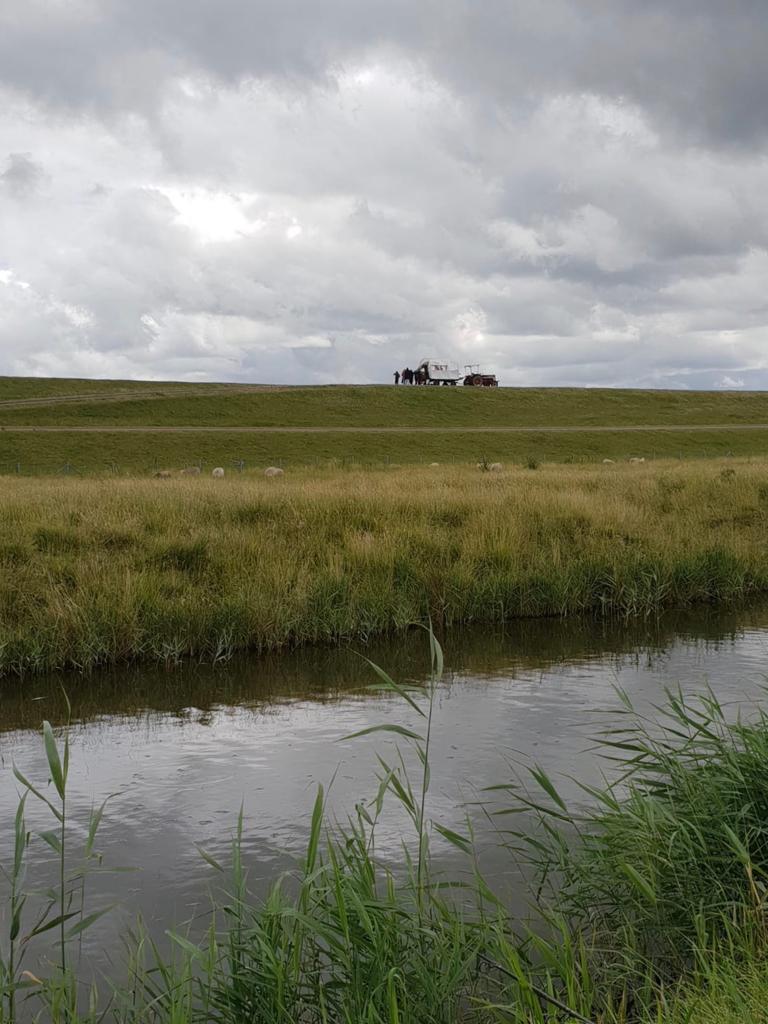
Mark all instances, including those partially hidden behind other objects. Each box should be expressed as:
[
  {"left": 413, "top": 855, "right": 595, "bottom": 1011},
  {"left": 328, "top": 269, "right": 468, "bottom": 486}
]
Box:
[
  {"left": 181, "top": 466, "right": 201, "bottom": 476},
  {"left": 602, "top": 459, "right": 615, "bottom": 464},
  {"left": 212, "top": 467, "right": 225, "bottom": 478},
  {"left": 429, "top": 462, "right": 440, "bottom": 467},
  {"left": 153, "top": 470, "right": 172, "bottom": 479},
  {"left": 488, "top": 462, "right": 503, "bottom": 472},
  {"left": 264, "top": 466, "right": 284, "bottom": 478},
  {"left": 629, "top": 457, "right": 646, "bottom": 464}
]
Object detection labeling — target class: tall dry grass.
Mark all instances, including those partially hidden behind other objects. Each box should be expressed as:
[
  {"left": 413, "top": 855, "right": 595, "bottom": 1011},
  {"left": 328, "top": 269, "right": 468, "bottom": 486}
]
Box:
[{"left": 1, "top": 459, "right": 768, "bottom": 675}]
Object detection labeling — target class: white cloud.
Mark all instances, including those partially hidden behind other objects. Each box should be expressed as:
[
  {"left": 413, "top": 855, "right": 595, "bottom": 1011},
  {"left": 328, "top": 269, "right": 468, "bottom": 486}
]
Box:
[
  {"left": 0, "top": 268, "right": 30, "bottom": 288},
  {"left": 157, "top": 187, "right": 263, "bottom": 243}
]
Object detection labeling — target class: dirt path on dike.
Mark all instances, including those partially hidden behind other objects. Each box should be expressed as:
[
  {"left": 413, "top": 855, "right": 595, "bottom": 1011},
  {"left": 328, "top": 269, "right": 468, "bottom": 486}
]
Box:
[{"left": 2, "top": 424, "right": 768, "bottom": 434}]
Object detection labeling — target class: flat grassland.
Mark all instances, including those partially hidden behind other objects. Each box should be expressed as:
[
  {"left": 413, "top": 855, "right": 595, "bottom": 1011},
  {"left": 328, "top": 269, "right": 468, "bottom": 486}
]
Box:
[
  {"left": 2, "top": 459, "right": 767, "bottom": 676},
  {"left": 1, "top": 377, "right": 768, "bottom": 472}
]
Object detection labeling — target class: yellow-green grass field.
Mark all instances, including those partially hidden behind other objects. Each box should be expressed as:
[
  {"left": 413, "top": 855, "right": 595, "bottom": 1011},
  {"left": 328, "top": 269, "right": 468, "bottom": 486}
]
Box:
[{"left": 2, "top": 458, "right": 768, "bottom": 676}]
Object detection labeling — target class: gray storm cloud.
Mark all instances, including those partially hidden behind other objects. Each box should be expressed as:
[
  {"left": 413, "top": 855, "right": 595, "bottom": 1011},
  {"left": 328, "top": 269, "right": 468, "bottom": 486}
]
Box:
[{"left": 1, "top": 0, "right": 768, "bottom": 386}]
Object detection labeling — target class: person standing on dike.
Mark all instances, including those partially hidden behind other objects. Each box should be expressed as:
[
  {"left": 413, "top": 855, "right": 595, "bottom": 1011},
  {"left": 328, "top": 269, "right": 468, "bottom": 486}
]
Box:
[{"left": 394, "top": 369, "right": 400, "bottom": 385}]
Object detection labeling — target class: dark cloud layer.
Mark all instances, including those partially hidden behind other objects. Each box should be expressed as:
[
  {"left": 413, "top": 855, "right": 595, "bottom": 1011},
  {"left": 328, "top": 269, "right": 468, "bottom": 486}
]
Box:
[
  {"left": 3, "top": 1, "right": 767, "bottom": 144},
  {"left": 1, "top": 152, "right": 45, "bottom": 198},
  {"left": 1, "top": 1, "right": 768, "bottom": 385}
]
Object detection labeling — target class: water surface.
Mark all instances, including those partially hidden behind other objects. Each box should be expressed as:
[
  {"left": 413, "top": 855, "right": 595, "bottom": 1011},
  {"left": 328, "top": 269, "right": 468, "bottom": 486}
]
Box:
[{"left": 1, "top": 606, "right": 767, "bottom": 974}]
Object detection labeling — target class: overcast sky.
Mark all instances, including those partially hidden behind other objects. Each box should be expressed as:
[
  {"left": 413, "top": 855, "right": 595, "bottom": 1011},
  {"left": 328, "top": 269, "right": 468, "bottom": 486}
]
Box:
[{"left": 2, "top": 1, "right": 768, "bottom": 387}]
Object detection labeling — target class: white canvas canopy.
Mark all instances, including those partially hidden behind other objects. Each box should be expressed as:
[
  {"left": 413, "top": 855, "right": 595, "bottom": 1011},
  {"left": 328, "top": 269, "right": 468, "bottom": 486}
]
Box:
[{"left": 416, "top": 359, "right": 462, "bottom": 382}]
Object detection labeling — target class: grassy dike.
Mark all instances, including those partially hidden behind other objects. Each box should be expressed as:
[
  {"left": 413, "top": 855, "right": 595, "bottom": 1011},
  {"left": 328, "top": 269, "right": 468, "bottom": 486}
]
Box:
[
  {"left": 2, "top": 458, "right": 768, "bottom": 676},
  {"left": 3, "top": 379, "right": 768, "bottom": 472},
  {"left": 3, "top": 380, "right": 768, "bottom": 428}
]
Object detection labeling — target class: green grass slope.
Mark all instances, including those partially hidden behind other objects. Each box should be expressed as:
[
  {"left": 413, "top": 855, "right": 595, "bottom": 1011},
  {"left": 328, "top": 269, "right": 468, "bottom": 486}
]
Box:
[
  {"left": 1, "top": 380, "right": 768, "bottom": 428},
  {"left": 0, "top": 375, "right": 211, "bottom": 402},
  {"left": 1, "top": 377, "right": 767, "bottom": 473},
  {"left": 0, "top": 426, "right": 765, "bottom": 475}
]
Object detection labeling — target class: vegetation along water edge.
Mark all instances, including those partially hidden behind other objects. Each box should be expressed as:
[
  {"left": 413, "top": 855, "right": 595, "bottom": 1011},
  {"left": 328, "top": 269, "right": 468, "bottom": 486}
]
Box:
[
  {"left": 2, "top": 458, "right": 768, "bottom": 676},
  {"left": 3, "top": 636, "right": 768, "bottom": 1021}
]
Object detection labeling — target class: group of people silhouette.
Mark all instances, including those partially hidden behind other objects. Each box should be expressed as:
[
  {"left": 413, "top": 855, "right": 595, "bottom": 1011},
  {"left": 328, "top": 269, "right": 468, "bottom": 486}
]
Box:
[{"left": 394, "top": 367, "right": 426, "bottom": 385}]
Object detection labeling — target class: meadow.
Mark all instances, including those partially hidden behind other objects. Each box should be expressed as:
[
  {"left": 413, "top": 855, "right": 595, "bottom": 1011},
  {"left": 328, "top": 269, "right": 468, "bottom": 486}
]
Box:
[{"left": 2, "top": 458, "right": 768, "bottom": 676}]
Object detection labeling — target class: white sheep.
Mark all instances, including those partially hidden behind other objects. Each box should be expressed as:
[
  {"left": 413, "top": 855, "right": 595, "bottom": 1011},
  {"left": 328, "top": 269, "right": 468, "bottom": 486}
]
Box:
[
  {"left": 488, "top": 462, "right": 503, "bottom": 472},
  {"left": 264, "top": 466, "right": 284, "bottom": 478},
  {"left": 212, "top": 467, "right": 225, "bottom": 478},
  {"left": 602, "top": 459, "right": 615, "bottom": 464},
  {"left": 429, "top": 462, "right": 440, "bottom": 467},
  {"left": 153, "top": 470, "right": 172, "bottom": 479},
  {"left": 629, "top": 457, "right": 646, "bottom": 464},
  {"left": 180, "top": 466, "right": 201, "bottom": 476}
]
